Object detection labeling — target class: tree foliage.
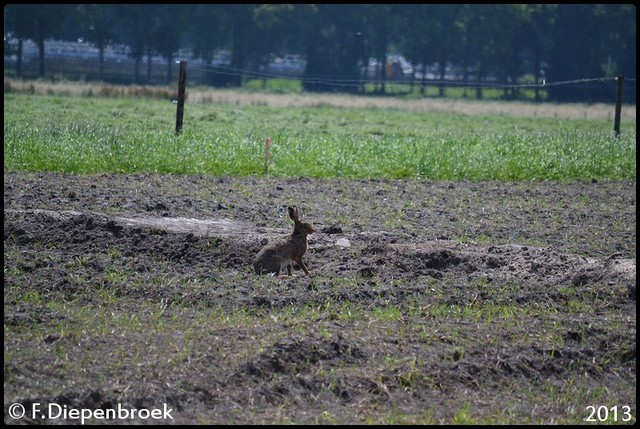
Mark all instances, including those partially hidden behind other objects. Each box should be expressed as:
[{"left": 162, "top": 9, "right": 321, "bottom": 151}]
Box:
[{"left": 3, "top": 4, "right": 635, "bottom": 102}]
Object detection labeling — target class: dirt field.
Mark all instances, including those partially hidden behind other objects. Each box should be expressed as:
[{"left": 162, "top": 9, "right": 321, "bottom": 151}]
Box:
[{"left": 3, "top": 172, "right": 636, "bottom": 424}]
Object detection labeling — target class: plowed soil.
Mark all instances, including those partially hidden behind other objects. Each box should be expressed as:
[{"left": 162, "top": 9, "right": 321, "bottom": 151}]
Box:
[{"left": 3, "top": 172, "right": 636, "bottom": 424}]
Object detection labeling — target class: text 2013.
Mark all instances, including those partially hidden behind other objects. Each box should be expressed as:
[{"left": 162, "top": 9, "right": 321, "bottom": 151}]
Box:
[{"left": 585, "top": 406, "right": 633, "bottom": 423}]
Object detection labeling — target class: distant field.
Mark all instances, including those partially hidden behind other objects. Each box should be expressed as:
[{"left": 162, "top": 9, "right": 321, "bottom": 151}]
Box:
[
  {"left": 5, "top": 78, "right": 637, "bottom": 120},
  {"left": 3, "top": 79, "right": 636, "bottom": 180}
]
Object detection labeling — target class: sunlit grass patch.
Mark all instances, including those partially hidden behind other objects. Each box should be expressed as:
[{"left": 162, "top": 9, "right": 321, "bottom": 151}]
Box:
[{"left": 4, "top": 92, "right": 636, "bottom": 180}]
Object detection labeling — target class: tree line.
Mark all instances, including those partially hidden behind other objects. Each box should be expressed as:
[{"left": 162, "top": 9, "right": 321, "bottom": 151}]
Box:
[{"left": 4, "top": 4, "right": 636, "bottom": 102}]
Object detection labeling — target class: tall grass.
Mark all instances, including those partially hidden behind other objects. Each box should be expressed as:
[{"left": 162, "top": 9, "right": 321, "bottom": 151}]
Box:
[{"left": 3, "top": 92, "right": 636, "bottom": 180}]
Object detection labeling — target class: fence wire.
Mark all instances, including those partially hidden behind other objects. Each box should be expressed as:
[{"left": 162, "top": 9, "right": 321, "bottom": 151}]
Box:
[{"left": 187, "top": 62, "right": 635, "bottom": 91}]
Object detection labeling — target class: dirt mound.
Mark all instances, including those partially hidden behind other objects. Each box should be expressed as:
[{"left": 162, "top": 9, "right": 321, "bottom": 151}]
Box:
[{"left": 5, "top": 208, "right": 634, "bottom": 309}]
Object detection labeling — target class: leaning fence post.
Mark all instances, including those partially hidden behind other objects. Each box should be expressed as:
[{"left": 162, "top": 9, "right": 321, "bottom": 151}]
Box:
[
  {"left": 175, "top": 60, "right": 188, "bottom": 134},
  {"left": 613, "top": 75, "right": 624, "bottom": 137}
]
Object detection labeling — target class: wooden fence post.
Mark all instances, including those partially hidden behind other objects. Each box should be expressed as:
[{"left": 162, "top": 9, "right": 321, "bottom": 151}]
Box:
[
  {"left": 175, "top": 60, "right": 187, "bottom": 134},
  {"left": 613, "top": 75, "right": 624, "bottom": 137}
]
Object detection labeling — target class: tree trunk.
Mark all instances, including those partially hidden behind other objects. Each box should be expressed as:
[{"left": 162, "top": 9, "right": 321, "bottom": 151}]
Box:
[
  {"left": 134, "top": 55, "right": 141, "bottom": 84},
  {"left": 37, "top": 37, "right": 45, "bottom": 77},
  {"left": 438, "top": 61, "right": 446, "bottom": 97},
  {"left": 476, "top": 72, "right": 483, "bottom": 100},
  {"left": 534, "top": 49, "right": 541, "bottom": 102},
  {"left": 166, "top": 54, "right": 172, "bottom": 84},
  {"left": 146, "top": 48, "right": 152, "bottom": 83},
  {"left": 380, "top": 54, "right": 386, "bottom": 95},
  {"left": 16, "top": 38, "right": 23, "bottom": 76},
  {"left": 98, "top": 43, "right": 105, "bottom": 81}
]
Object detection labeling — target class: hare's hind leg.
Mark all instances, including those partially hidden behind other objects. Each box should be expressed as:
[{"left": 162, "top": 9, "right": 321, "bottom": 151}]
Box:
[
  {"left": 255, "top": 260, "right": 281, "bottom": 276},
  {"left": 273, "top": 262, "right": 282, "bottom": 277}
]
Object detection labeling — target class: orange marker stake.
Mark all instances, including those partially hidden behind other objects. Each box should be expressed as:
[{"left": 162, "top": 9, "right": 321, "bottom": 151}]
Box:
[{"left": 264, "top": 137, "right": 271, "bottom": 174}]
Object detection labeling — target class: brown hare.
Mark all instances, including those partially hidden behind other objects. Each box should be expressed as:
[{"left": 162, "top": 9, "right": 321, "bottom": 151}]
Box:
[{"left": 253, "top": 206, "right": 315, "bottom": 276}]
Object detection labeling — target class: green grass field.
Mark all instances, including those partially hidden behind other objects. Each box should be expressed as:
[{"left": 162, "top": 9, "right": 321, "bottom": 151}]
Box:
[{"left": 3, "top": 88, "right": 636, "bottom": 180}]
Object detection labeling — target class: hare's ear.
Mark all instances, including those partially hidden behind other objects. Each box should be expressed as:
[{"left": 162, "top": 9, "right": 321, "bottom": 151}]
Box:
[{"left": 288, "top": 206, "right": 298, "bottom": 221}]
